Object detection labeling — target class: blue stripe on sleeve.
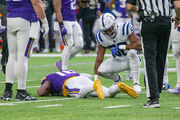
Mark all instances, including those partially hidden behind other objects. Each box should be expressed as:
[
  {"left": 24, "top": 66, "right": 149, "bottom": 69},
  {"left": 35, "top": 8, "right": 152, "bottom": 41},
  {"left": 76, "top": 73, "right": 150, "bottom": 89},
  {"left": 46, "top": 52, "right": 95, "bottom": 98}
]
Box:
[
  {"left": 96, "top": 33, "right": 100, "bottom": 43},
  {"left": 122, "top": 22, "right": 126, "bottom": 35},
  {"left": 102, "top": 15, "right": 105, "bottom": 27},
  {"left": 126, "top": 23, "right": 130, "bottom": 35},
  {"left": 98, "top": 32, "right": 103, "bottom": 42}
]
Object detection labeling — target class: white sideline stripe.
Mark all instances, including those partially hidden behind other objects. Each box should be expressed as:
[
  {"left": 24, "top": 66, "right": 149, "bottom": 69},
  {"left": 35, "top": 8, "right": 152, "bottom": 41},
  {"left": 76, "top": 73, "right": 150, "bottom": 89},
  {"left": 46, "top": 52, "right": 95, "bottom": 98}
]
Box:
[
  {"left": 36, "top": 104, "right": 62, "bottom": 108},
  {"left": 29, "top": 62, "right": 95, "bottom": 68},
  {"left": 0, "top": 103, "right": 16, "bottom": 106},
  {"left": 0, "top": 53, "right": 174, "bottom": 57},
  {"left": 102, "top": 105, "right": 130, "bottom": 109},
  {"left": 174, "top": 107, "right": 180, "bottom": 109}
]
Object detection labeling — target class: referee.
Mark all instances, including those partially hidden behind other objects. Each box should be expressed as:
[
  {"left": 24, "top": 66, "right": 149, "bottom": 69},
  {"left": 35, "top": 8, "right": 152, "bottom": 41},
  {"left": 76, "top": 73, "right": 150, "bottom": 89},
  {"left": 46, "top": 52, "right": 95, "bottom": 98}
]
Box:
[{"left": 126, "top": 0, "right": 180, "bottom": 108}]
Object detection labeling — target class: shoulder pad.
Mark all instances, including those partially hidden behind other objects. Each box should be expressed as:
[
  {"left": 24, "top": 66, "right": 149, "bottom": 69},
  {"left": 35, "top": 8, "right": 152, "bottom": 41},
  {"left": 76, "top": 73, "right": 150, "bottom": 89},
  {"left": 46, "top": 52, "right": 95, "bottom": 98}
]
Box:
[
  {"left": 96, "top": 31, "right": 104, "bottom": 44},
  {"left": 121, "top": 22, "right": 134, "bottom": 36}
]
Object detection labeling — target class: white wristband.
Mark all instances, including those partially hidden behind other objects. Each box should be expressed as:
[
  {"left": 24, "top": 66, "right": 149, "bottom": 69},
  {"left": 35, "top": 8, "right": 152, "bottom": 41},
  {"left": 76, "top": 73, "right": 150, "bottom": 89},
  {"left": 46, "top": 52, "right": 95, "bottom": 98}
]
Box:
[
  {"left": 41, "top": 17, "right": 48, "bottom": 24},
  {"left": 119, "top": 45, "right": 126, "bottom": 50},
  {"left": 94, "top": 75, "right": 99, "bottom": 80}
]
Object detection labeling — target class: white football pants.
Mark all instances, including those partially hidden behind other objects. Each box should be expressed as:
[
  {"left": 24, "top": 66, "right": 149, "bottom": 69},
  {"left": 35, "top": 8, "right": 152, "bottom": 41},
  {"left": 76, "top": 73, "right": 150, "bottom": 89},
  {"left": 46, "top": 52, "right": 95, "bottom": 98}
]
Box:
[
  {"left": 65, "top": 75, "right": 121, "bottom": 98},
  {"left": 58, "top": 21, "right": 84, "bottom": 70},
  {"left": 98, "top": 49, "right": 141, "bottom": 84},
  {"left": 6, "top": 18, "right": 40, "bottom": 90}
]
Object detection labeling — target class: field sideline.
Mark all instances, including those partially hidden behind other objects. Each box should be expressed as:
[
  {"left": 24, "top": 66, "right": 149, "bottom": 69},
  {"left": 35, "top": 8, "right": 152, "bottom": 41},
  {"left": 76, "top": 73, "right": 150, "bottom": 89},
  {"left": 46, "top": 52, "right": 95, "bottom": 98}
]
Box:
[{"left": 0, "top": 53, "right": 180, "bottom": 120}]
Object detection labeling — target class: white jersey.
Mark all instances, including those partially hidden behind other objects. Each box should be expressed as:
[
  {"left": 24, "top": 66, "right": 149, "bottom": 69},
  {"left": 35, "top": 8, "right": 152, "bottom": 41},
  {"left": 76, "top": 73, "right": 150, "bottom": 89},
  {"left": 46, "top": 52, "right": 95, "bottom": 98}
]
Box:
[{"left": 96, "top": 22, "right": 134, "bottom": 57}]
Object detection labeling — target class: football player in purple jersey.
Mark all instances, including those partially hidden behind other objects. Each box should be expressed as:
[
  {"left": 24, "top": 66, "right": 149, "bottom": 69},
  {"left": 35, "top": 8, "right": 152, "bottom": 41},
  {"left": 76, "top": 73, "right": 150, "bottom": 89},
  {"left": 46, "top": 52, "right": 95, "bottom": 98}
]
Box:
[
  {"left": 109, "top": 0, "right": 131, "bottom": 23},
  {"left": 37, "top": 70, "right": 138, "bottom": 99},
  {"left": 0, "top": 0, "right": 49, "bottom": 101},
  {"left": 53, "top": 0, "right": 84, "bottom": 71}
]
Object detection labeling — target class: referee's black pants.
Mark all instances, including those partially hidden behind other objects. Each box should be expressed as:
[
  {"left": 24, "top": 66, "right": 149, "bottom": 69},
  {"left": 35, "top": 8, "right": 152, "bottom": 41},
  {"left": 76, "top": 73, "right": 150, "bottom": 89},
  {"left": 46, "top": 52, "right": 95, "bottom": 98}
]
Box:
[{"left": 141, "top": 16, "right": 171, "bottom": 99}]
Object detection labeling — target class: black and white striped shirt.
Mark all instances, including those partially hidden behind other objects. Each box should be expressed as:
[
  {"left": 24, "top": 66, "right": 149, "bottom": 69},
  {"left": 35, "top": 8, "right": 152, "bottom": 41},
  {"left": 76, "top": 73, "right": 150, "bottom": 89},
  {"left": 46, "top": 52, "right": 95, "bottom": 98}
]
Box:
[{"left": 126, "top": 0, "right": 174, "bottom": 17}]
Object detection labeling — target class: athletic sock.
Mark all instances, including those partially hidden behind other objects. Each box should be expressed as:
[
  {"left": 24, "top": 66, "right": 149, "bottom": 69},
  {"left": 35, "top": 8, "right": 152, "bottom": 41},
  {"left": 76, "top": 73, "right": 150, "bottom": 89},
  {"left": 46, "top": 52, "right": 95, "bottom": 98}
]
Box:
[{"left": 5, "top": 83, "right": 13, "bottom": 91}]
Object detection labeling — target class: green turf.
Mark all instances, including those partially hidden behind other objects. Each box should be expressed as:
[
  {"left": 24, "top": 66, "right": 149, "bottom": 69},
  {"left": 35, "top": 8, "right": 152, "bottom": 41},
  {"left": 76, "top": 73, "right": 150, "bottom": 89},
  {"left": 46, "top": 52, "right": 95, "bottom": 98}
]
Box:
[{"left": 0, "top": 55, "right": 180, "bottom": 120}]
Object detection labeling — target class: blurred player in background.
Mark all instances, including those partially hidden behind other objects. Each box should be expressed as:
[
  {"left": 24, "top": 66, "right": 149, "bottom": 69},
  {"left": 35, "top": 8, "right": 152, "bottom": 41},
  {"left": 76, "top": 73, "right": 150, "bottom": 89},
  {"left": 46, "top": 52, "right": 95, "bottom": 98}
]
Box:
[
  {"left": 94, "top": 13, "right": 142, "bottom": 93},
  {"left": 37, "top": 70, "right": 138, "bottom": 99},
  {"left": 0, "top": 1, "right": 8, "bottom": 74},
  {"left": 166, "top": 7, "right": 180, "bottom": 94},
  {"left": 53, "top": 0, "right": 84, "bottom": 71},
  {"left": 109, "top": 0, "right": 131, "bottom": 23},
  {"left": 0, "top": 0, "right": 49, "bottom": 101}
]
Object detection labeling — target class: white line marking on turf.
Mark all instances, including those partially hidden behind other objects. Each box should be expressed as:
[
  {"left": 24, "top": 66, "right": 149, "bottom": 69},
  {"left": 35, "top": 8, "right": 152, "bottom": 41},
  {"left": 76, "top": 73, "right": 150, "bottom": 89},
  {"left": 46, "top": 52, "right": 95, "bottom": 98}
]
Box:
[
  {"left": 26, "top": 86, "right": 40, "bottom": 88},
  {"left": 0, "top": 79, "right": 40, "bottom": 84},
  {"left": 9, "top": 98, "right": 76, "bottom": 104},
  {"left": 174, "top": 107, "right": 180, "bottom": 109},
  {"left": 1, "top": 53, "right": 174, "bottom": 57},
  {"left": 0, "top": 103, "right": 16, "bottom": 106},
  {"left": 102, "top": 105, "right": 130, "bottom": 109},
  {"left": 36, "top": 104, "right": 62, "bottom": 108},
  {"left": 117, "top": 91, "right": 146, "bottom": 96}
]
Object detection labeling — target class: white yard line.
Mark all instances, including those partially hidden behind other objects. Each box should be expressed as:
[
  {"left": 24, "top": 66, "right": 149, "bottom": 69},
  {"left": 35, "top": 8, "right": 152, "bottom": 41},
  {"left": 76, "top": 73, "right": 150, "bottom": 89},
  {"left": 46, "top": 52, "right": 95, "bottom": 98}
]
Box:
[
  {"left": 0, "top": 98, "right": 76, "bottom": 106},
  {"left": 26, "top": 86, "right": 40, "bottom": 88},
  {"left": 0, "top": 103, "right": 16, "bottom": 106},
  {"left": 36, "top": 104, "right": 62, "bottom": 108},
  {"left": 102, "top": 105, "right": 130, "bottom": 109},
  {"left": 174, "top": 107, "right": 180, "bottom": 109},
  {"left": 0, "top": 53, "right": 175, "bottom": 57},
  {"left": 0, "top": 79, "right": 40, "bottom": 84},
  {"left": 117, "top": 91, "right": 146, "bottom": 96}
]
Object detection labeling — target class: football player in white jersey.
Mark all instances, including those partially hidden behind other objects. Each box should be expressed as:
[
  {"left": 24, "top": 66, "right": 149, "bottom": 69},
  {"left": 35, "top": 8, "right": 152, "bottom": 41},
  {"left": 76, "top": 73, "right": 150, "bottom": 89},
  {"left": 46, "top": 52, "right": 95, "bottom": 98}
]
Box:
[{"left": 94, "top": 13, "right": 142, "bottom": 93}]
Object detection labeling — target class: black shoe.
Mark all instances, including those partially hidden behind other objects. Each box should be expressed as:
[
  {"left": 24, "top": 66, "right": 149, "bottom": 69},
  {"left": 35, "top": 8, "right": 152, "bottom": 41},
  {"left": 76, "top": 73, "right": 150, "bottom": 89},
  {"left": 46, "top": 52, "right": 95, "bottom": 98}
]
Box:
[
  {"left": 0, "top": 90, "right": 13, "bottom": 101},
  {"left": 143, "top": 99, "right": 160, "bottom": 108},
  {"left": 16, "top": 91, "right": 37, "bottom": 101}
]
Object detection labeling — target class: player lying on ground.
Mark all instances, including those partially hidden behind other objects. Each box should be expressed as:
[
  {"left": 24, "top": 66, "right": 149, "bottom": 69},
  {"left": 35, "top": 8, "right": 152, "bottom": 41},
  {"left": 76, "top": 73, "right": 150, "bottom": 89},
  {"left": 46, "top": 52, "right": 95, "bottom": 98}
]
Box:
[{"left": 37, "top": 70, "right": 138, "bottom": 100}]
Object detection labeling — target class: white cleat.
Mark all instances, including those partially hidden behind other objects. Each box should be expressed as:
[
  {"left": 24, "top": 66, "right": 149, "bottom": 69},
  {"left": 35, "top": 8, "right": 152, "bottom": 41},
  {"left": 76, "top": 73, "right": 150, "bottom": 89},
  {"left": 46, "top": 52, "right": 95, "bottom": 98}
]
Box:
[
  {"left": 133, "top": 83, "right": 141, "bottom": 93},
  {"left": 43, "top": 49, "right": 49, "bottom": 53}
]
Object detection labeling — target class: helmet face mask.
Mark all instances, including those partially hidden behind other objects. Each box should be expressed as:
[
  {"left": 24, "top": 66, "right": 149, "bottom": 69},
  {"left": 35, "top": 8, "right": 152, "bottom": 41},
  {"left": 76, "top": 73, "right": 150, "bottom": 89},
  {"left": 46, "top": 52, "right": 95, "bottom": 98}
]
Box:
[
  {"left": 99, "top": 13, "right": 117, "bottom": 39},
  {"left": 102, "top": 26, "right": 117, "bottom": 39}
]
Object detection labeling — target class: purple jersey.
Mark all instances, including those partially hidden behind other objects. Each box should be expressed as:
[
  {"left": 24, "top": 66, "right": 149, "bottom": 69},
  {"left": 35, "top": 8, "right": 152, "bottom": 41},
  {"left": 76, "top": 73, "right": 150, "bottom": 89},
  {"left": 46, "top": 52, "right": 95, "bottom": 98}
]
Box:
[
  {"left": 61, "top": 0, "right": 77, "bottom": 21},
  {"left": 6, "top": 0, "right": 38, "bottom": 22},
  {"left": 115, "top": 0, "right": 128, "bottom": 18},
  {"left": 41, "top": 70, "right": 80, "bottom": 95}
]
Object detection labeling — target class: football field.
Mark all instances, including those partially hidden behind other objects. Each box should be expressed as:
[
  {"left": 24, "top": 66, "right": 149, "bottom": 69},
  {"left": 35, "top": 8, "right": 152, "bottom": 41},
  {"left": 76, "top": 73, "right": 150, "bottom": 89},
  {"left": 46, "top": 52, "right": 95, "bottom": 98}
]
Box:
[{"left": 0, "top": 53, "right": 180, "bottom": 120}]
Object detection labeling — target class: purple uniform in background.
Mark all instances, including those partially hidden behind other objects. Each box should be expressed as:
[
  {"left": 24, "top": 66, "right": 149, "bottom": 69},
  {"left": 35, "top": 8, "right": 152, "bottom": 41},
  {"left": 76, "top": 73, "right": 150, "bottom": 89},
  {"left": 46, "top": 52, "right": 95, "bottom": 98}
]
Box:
[
  {"left": 115, "top": 0, "right": 128, "bottom": 18},
  {"left": 61, "top": 0, "right": 77, "bottom": 21},
  {"left": 6, "top": 0, "right": 38, "bottom": 22},
  {"left": 41, "top": 70, "right": 80, "bottom": 94}
]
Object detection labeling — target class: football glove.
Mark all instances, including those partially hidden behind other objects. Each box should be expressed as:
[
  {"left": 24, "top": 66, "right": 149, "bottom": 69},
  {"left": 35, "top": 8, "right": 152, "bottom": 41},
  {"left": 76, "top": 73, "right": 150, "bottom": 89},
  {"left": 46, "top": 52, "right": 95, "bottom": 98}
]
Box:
[
  {"left": 41, "top": 18, "right": 49, "bottom": 38},
  {"left": 0, "top": 26, "right": 6, "bottom": 33},
  {"left": 112, "top": 45, "right": 121, "bottom": 58},
  {"left": 59, "top": 23, "right": 68, "bottom": 46}
]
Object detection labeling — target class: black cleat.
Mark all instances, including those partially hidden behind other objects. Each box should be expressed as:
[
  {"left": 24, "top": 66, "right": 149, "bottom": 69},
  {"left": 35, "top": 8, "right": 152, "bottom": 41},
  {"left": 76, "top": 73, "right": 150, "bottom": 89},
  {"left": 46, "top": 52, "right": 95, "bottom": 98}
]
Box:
[
  {"left": 143, "top": 99, "right": 160, "bottom": 108},
  {"left": 0, "top": 90, "right": 13, "bottom": 101},
  {"left": 16, "top": 91, "right": 37, "bottom": 101}
]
